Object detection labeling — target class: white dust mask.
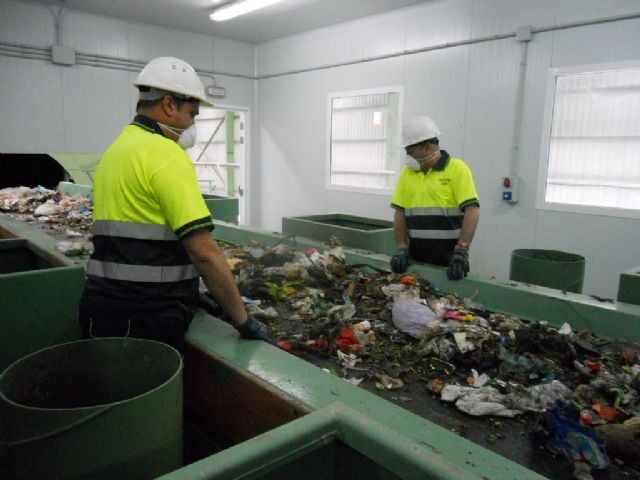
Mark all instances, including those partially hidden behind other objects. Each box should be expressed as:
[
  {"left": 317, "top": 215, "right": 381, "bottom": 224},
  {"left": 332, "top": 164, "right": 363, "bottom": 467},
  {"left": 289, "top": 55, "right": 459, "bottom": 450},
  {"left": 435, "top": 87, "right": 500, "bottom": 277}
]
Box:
[
  {"left": 176, "top": 124, "right": 197, "bottom": 150},
  {"left": 404, "top": 150, "right": 440, "bottom": 171},
  {"left": 158, "top": 122, "right": 197, "bottom": 150},
  {"left": 404, "top": 155, "right": 421, "bottom": 171}
]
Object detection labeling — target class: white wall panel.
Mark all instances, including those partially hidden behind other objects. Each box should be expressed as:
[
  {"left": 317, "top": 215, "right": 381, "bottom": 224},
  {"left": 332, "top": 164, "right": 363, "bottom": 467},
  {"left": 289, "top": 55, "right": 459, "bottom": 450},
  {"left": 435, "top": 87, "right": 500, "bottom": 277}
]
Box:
[
  {"left": 257, "top": 10, "right": 407, "bottom": 76},
  {"left": 470, "top": 0, "right": 554, "bottom": 37},
  {"left": 212, "top": 38, "right": 255, "bottom": 76},
  {"left": 403, "top": 47, "right": 470, "bottom": 154},
  {"left": 551, "top": 0, "right": 640, "bottom": 25},
  {"left": 461, "top": 39, "right": 522, "bottom": 277},
  {"left": 255, "top": 75, "right": 328, "bottom": 227},
  {"left": 127, "top": 24, "right": 214, "bottom": 68},
  {"left": 549, "top": 18, "right": 640, "bottom": 67},
  {"left": 0, "top": 56, "right": 65, "bottom": 152},
  {"left": 0, "top": 0, "right": 55, "bottom": 46},
  {"left": 404, "top": 0, "right": 472, "bottom": 50},
  {"left": 63, "top": 10, "right": 129, "bottom": 57},
  {"left": 60, "top": 65, "right": 132, "bottom": 153}
]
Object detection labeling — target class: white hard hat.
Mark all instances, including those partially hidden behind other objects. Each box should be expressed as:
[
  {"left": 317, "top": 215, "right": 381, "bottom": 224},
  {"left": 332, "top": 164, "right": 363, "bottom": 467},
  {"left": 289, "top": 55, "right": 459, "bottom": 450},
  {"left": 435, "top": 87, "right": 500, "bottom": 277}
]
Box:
[
  {"left": 134, "top": 56, "right": 213, "bottom": 106},
  {"left": 402, "top": 116, "right": 441, "bottom": 147}
]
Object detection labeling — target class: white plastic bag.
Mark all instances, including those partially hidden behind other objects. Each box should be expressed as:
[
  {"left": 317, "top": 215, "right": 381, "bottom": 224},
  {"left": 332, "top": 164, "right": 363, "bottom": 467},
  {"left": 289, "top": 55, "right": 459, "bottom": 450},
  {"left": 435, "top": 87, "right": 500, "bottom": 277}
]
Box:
[{"left": 392, "top": 299, "right": 440, "bottom": 338}]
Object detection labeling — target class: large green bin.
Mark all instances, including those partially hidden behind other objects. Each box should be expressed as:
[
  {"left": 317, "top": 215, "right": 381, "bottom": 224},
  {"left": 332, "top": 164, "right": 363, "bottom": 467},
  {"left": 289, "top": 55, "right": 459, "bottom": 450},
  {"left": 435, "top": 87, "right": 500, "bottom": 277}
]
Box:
[
  {"left": 509, "top": 249, "right": 585, "bottom": 294},
  {"left": 0, "top": 338, "right": 183, "bottom": 480}
]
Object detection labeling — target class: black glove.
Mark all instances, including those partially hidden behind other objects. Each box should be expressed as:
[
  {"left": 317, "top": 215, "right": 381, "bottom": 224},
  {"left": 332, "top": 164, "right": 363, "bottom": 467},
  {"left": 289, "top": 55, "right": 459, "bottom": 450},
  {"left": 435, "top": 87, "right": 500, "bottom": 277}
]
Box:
[
  {"left": 447, "top": 246, "right": 469, "bottom": 280},
  {"left": 390, "top": 247, "right": 409, "bottom": 273},
  {"left": 235, "top": 315, "right": 276, "bottom": 344}
]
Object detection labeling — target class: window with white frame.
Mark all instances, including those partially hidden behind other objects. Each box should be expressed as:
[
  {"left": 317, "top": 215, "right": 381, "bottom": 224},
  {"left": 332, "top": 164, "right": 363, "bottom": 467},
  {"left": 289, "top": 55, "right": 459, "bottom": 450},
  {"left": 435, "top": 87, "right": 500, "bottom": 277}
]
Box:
[
  {"left": 328, "top": 89, "right": 401, "bottom": 192},
  {"left": 541, "top": 64, "right": 640, "bottom": 215}
]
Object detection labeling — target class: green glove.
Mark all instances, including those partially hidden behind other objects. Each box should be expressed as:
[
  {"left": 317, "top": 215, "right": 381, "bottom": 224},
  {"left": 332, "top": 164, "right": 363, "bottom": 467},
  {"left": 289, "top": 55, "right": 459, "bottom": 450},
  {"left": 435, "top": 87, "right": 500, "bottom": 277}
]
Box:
[
  {"left": 390, "top": 247, "right": 409, "bottom": 273},
  {"left": 447, "top": 246, "right": 469, "bottom": 280},
  {"left": 236, "top": 315, "right": 276, "bottom": 344}
]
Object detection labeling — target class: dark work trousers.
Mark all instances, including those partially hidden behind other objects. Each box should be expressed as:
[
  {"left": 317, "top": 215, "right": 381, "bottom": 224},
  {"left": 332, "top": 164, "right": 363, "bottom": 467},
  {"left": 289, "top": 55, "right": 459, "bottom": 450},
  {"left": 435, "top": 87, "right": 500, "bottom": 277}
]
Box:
[{"left": 78, "top": 292, "right": 190, "bottom": 353}]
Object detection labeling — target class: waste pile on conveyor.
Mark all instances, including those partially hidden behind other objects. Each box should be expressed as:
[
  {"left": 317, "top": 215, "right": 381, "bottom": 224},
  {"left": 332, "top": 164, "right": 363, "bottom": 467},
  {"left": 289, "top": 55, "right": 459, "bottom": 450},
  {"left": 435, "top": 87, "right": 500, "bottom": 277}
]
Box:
[
  {"left": 0, "top": 186, "right": 93, "bottom": 255},
  {"left": 215, "top": 241, "right": 640, "bottom": 480},
  {"left": 2, "top": 185, "right": 640, "bottom": 480}
]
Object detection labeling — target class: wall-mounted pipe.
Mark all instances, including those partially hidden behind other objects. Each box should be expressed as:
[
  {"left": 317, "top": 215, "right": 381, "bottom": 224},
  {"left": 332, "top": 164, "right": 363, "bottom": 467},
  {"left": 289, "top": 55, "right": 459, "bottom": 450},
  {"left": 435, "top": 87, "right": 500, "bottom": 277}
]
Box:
[
  {"left": 50, "top": 1, "right": 66, "bottom": 46},
  {"left": 509, "top": 27, "right": 532, "bottom": 183}
]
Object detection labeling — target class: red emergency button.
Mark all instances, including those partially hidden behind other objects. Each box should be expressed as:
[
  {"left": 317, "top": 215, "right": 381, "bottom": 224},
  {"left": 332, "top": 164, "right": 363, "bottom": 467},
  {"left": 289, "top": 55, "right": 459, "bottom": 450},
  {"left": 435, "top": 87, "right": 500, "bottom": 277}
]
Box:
[{"left": 503, "top": 177, "right": 511, "bottom": 188}]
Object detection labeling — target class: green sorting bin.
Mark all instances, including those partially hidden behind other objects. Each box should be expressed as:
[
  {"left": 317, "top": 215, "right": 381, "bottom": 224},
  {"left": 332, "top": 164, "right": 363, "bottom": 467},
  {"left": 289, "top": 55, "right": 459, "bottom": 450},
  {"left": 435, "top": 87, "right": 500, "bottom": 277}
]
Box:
[
  {"left": 509, "top": 249, "right": 585, "bottom": 293},
  {"left": 0, "top": 338, "right": 183, "bottom": 480}
]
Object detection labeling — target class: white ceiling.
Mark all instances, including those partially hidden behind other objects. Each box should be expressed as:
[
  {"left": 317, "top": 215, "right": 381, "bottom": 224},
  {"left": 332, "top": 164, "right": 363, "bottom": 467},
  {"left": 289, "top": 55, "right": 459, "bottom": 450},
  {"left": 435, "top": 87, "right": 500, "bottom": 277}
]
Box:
[{"left": 29, "top": 0, "right": 433, "bottom": 44}]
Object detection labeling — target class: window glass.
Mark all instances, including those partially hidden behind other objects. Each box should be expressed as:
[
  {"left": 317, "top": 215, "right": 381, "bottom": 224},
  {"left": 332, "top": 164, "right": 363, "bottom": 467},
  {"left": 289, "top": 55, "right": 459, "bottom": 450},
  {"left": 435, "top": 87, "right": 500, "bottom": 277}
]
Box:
[
  {"left": 543, "top": 66, "right": 640, "bottom": 213},
  {"left": 329, "top": 90, "right": 401, "bottom": 191}
]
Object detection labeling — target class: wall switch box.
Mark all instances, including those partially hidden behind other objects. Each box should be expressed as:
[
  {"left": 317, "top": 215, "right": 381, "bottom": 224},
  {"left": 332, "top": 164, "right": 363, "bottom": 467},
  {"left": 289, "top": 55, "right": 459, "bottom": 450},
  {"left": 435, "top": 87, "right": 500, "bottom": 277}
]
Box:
[
  {"left": 52, "top": 45, "right": 76, "bottom": 66},
  {"left": 502, "top": 175, "right": 519, "bottom": 204}
]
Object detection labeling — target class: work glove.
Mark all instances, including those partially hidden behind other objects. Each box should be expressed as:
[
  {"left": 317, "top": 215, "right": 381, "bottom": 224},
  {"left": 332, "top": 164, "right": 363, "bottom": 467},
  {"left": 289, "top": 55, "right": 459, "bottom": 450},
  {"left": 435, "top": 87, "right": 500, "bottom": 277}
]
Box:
[
  {"left": 390, "top": 247, "right": 410, "bottom": 273},
  {"left": 447, "top": 246, "right": 469, "bottom": 281},
  {"left": 236, "top": 315, "right": 276, "bottom": 344}
]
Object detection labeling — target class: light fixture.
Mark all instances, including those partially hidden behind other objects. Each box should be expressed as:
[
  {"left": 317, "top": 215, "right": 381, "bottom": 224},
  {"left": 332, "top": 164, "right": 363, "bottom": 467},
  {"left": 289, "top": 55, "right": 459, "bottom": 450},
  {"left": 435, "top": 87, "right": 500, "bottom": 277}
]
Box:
[{"left": 210, "top": 0, "right": 283, "bottom": 22}]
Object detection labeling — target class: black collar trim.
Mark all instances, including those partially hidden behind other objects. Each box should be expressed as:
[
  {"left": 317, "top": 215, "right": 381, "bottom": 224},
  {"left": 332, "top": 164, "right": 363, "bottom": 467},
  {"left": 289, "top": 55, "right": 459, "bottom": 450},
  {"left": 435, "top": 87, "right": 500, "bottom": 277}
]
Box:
[
  {"left": 432, "top": 150, "right": 450, "bottom": 171},
  {"left": 131, "top": 115, "right": 166, "bottom": 137}
]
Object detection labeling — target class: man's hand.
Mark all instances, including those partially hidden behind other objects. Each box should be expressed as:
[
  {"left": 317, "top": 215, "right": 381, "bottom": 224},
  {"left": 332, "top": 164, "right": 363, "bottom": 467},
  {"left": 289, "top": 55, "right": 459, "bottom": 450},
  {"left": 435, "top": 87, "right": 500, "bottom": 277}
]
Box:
[
  {"left": 235, "top": 315, "right": 276, "bottom": 344},
  {"left": 447, "top": 246, "right": 469, "bottom": 280},
  {"left": 390, "top": 247, "right": 410, "bottom": 273}
]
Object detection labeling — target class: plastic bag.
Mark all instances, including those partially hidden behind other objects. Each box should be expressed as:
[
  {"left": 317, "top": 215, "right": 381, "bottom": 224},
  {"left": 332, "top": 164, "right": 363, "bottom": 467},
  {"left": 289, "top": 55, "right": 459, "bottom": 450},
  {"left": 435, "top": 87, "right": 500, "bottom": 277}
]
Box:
[
  {"left": 540, "top": 400, "right": 609, "bottom": 470},
  {"left": 392, "top": 299, "right": 440, "bottom": 338}
]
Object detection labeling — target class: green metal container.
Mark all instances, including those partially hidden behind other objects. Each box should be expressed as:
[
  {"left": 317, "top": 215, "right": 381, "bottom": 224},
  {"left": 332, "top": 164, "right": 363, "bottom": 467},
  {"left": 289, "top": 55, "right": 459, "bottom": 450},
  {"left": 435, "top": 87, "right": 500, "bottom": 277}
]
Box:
[
  {"left": 160, "top": 403, "right": 483, "bottom": 480},
  {"left": 203, "top": 194, "right": 239, "bottom": 224},
  {"left": 0, "top": 338, "right": 183, "bottom": 480},
  {"left": 510, "top": 249, "right": 585, "bottom": 294},
  {"left": 0, "top": 238, "right": 83, "bottom": 372},
  {"left": 281, "top": 213, "right": 395, "bottom": 254},
  {"left": 617, "top": 265, "right": 640, "bottom": 306}
]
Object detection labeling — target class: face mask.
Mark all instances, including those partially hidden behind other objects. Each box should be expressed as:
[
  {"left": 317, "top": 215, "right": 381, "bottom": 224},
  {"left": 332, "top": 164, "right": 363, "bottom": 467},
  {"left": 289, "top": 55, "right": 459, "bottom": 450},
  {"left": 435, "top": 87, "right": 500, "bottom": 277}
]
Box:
[
  {"left": 405, "top": 150, "right": 440, "bottom": 171},
  {"left": 158, "top": 122, "right": 197, "bottom": 150},
  {"left": 404, "top": 155, "right": 421, "bottom": 171},
  {"left": 176, "top": 124, "right": 197, "bottom": 150}
]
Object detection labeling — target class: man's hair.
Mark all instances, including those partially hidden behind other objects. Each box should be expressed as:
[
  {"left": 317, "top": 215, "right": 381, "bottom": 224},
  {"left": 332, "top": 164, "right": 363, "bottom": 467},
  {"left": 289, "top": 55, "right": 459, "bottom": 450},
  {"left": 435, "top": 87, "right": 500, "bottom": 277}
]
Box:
[{"left": 136, "top": 87, "right": 194, "bottom": 113}]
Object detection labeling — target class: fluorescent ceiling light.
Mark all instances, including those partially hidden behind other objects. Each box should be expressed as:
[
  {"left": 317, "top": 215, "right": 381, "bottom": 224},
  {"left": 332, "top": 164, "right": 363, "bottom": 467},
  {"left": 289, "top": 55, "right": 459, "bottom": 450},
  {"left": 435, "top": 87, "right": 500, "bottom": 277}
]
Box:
[{"left": 210, "top": 0, "right": 282, "bottom": 22}]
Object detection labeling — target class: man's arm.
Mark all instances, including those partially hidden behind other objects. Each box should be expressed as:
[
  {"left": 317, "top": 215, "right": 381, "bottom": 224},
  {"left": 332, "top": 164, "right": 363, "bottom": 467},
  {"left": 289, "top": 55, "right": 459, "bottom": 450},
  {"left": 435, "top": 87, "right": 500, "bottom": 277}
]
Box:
[
  {"left": 182, "top": 229, "right": 248, "bottom": 326},
  {"left": 390, "top": 209, "right": 411, "bottom": 273},
  {"left": 458, "top": 205, "right": 479, "bottom": 247},
  {"left": 394, "top": 209, "right": 409, "bottom": 249}
]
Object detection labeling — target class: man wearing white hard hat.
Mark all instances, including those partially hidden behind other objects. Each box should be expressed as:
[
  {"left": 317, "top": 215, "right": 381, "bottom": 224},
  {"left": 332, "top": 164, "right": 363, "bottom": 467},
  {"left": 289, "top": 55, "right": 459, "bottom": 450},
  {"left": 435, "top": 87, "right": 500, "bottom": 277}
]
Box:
[
  {"left": 79, "top": 57, "right": 273, "bottom": 351},
  {"left": 390, "top": 116, "right": 480, "bottom": 280}
]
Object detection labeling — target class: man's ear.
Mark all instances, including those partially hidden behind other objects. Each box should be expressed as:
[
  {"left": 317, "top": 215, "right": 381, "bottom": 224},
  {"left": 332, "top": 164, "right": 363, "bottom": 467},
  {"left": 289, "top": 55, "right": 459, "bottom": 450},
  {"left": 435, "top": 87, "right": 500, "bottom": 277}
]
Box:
[{"left": 160, "top": 95, "right": 177, "bottom": 117}]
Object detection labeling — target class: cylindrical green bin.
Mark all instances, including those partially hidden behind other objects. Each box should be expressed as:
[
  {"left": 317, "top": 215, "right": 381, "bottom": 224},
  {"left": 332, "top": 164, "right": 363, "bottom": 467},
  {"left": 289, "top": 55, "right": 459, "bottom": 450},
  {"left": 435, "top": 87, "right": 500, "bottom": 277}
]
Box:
[
  {"left": 510, "top": 249, "right": 585, "bottom": 293},
  {"left": 0, "top": 338, "right": 183, "bottom": 480}
]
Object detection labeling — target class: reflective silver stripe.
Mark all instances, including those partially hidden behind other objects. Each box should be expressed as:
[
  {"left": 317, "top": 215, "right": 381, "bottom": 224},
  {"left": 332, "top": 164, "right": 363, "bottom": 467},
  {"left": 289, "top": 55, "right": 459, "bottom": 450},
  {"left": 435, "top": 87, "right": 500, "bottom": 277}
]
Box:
[
  {"left": 86, "top": 259, "right": 198, "bottom": 282},
  {"left": 93, "top": 220, "right": 177, "bottom": 240},
  {"left": 406, "top": 207, "right": 462, "bottom": 217},
  {"left": 409, "top": 229, "right": 461, "bottom": 239}
]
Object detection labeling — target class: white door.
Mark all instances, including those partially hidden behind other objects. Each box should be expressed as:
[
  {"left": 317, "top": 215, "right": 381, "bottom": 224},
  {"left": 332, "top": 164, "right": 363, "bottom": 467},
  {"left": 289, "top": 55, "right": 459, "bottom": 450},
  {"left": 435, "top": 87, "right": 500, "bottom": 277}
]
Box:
[{"left": 187, "top": 107, "right": 246, "bottom": 224}]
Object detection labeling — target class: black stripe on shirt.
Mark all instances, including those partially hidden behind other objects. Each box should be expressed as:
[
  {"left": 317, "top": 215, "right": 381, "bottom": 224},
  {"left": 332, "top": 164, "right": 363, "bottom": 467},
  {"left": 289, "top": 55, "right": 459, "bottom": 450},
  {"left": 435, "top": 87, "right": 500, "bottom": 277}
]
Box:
[
  {"left": 91, "top": 235, "right": 192, "bottom": 266},
  {"left": 406, "top": 215, "right": 462, "bottom": 231}
]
